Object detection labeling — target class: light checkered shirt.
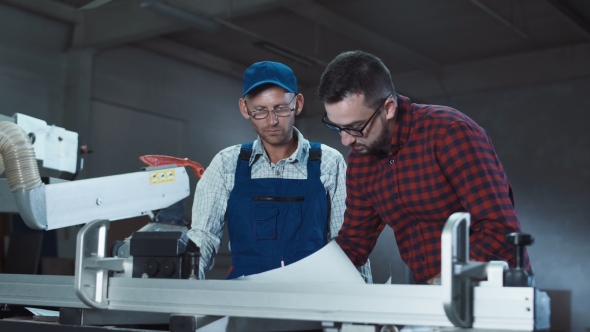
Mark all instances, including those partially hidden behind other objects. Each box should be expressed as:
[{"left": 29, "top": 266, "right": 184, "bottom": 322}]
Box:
[{"left": 188, "top": 128, "right": 372, "bottom": 282}]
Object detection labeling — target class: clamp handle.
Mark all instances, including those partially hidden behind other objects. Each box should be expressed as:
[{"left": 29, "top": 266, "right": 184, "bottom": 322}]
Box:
[
  {"left": 74, "top": 219, "right": 125, "bottom": 309},
  {"left": 504, "top": 232, "right": 534, "bottom": 287},
  {"left": 442, "top": 212, "right": 488, "bottom": 328},
  {"left": 139, "top": 155, "right": 205, "bottom": 179},
  {"left": 505, "top": 232, "right": 534, "bottom": 269}
]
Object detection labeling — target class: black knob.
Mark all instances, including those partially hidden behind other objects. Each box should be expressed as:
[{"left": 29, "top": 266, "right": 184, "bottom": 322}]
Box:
[
  {"left": 504, "top": 232, "right": 534, "bottom": 287},
  {"left": 144, "top": 258, "right": 160, "bottom": 277},
  {"left": 110, "top": 240, "right": 125, "bottom": 257},
  {"left": 505, "top": 233, "right": 534, "bottom": 269},
  {"left": 161, "top": 258, "right": 177, "bottom": 277}
]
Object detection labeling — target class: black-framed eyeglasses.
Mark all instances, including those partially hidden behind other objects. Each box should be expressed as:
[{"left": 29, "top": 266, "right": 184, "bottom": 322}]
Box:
[
  {"left": 244, "top": 94, "right": 297, "bottom": 120},
  {"left": 322, "top": 93, "right": 393, "bottom": 137}
]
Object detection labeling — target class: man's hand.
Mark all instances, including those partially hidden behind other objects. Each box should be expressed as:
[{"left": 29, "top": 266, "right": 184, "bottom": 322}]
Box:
[{"left": 426, "top": 272, "right": 441, "bottom": 285}]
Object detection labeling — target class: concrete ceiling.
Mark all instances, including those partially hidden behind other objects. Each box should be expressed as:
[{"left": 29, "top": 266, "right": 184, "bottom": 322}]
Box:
[{"left": 1, "top": 0, "right": 589, "bottom": 92}]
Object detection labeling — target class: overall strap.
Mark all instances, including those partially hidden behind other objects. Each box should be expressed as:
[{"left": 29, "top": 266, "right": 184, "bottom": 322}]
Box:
[
  {"left": 239, "top": 142, "right": 254, "bottom": 161},
  {"left": 307, "top": 142, "right": 322, "bottom": 178},
  {"left": 236, "top": 142, "right": 254, "bottom": 180}
]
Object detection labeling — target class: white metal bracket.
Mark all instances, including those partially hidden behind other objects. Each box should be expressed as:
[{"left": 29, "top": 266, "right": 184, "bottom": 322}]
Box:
[
  {"left": 441, "top": 212, "right": 488, "bottom": 328},
  {"left": 74, "top": 219, "right": 124, "bottom": 309}
]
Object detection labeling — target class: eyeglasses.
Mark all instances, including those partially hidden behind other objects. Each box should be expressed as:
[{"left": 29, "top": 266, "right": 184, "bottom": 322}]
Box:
[
  {"left": 322, "top": 93, "right": 393, "bottom": 137},
  {"left": 244, "top": 94, "right": 297, "bottom": 120}
]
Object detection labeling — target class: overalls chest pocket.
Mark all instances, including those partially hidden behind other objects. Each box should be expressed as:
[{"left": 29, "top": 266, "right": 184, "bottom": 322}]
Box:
[{"left": 253, "top": 196, "right": 304, "bottom": 241}]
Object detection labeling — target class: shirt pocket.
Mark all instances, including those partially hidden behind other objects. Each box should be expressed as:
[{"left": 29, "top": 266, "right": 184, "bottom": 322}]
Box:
[{"left": 253, "top": 205, "right": 279, "bottom": 240}]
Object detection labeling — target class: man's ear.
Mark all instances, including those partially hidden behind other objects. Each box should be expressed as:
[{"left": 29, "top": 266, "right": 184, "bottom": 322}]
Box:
[
  {"left": 384, "top": 97, "right": 397, "bottom": 120},
  {"left": 294, "top": 93, "right": 304, "bottom": 116},
  {"left": 239, "top": 98, "right": 250, "bottom": 119}
]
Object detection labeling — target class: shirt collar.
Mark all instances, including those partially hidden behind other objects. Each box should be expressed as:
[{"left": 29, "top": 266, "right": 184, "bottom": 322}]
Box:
[
  {"left": 250, "top": 127, "right": 308, "bottom": 166},
  {"left": 390, "top": 94, "right": 414, "bottom": 154}
]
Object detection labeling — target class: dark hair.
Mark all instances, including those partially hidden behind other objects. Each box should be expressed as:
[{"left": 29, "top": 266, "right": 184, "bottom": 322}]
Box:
[{"left": 317, "top": 51, "right": 395, "bottom": 108}]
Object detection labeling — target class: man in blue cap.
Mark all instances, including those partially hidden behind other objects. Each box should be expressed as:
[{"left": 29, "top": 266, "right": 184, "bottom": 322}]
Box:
[{"left": 188, "top": 61, "right": 372, "bottom": 281}]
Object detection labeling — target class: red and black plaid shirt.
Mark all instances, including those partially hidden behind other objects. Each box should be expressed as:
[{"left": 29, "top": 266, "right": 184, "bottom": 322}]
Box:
[{"left": 336, "top": 94, "right": 528, "bottom": 284}]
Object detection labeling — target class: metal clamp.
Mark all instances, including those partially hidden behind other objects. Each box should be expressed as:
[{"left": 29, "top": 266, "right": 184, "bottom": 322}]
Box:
[
  {"left": 74, "top": 219, "right": 125, "bottom": 309},
  {"left": 441, "top": 212, "right": 488, "bottom": 328}
]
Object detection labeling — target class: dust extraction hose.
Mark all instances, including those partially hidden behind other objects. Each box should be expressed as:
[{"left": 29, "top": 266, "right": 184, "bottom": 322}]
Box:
[{"left": 0, "top": 121, "right": 42, "bottom": 192}]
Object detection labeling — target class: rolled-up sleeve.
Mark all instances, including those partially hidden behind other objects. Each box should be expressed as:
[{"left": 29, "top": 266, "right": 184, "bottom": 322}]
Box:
[
  {"left": 336, "top": 161, "right": 385, "bottom": 268},
  {"left": 188, "top": 152, "right": 232, "bottom": 279},
  {"left": 437, "top": 120, "right": 527, "bottom": 268}
]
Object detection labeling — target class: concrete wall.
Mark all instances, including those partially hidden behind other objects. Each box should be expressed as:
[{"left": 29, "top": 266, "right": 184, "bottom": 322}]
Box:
[
  {"left": 0, "top": 3, "right": 71, "bottom": 259},
  {"left": 0, "top": 3, "right": 69, "bottom": 128},
  {"left": 428, "top": 79, "right": 590, "bottom": 331},
  {"left": 88, "top": 46, "right": 248, "bottom": 185}
]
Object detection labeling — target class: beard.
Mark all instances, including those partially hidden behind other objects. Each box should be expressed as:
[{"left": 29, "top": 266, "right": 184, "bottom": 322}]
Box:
[
  {"left": 352, "top": 124, "right": 391, "bottom": 157},
  {"left": 252, "top": 118, "right": 294, "bottom": 147}
]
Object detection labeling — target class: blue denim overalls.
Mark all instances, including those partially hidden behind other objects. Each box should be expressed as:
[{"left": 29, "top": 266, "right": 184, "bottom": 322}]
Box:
[{"left": 226, "top": 142, "right": 328, "bottom": 279}]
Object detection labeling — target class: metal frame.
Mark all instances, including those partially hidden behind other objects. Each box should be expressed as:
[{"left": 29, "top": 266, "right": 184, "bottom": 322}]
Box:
[
  {"left": 0, "top": 274, "right": 87, "bottom": 308},
  {"left": 75, "top": 219, "right": 125, "bottom": 309},
  {"left": 44, "top": 166, "right": 190, "bottom": 230},
  {"left": 59, "top": 308, "right": 171, "bottom": 326},
  {"left": 9, "top": 166, "right": 190, "bottom": 230},
  {"left": 0, "top": 213, "right": 546, "bottom": 331},
  {"left": 0, "top": 273, "right": 537, "bottom": 330}
]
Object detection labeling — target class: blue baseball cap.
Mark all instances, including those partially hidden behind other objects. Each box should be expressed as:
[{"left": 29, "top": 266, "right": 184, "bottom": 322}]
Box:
[{"left": 242, "top": 61, "right": 298, "bottom": 97}]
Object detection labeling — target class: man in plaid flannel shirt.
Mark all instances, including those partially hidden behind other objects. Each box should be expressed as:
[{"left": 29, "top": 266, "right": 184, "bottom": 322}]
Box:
[{"left": 318, "top": 51, "right": 529, "bottom": 284}]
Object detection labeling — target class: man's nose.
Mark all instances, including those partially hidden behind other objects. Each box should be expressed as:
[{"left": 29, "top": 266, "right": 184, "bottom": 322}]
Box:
[
  {"left": 266, "top": 111, "right": 279, "bottom": 125},
  {"left": 340, "top": 131, "right": 356, "bottom": 146}
]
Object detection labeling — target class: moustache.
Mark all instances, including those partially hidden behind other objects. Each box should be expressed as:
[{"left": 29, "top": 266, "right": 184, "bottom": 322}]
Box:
[{"left": 262, "top": 125, "right": 283, "bottom": 131}]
